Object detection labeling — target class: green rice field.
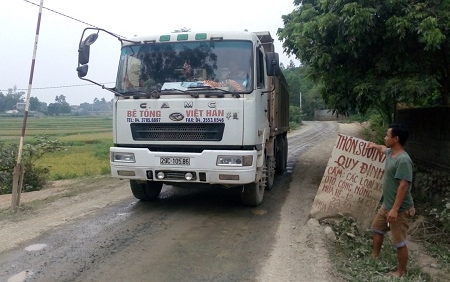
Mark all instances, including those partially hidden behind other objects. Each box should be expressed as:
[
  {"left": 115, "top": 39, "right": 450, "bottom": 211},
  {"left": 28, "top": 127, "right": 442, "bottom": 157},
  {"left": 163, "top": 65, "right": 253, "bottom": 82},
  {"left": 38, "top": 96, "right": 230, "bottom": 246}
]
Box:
[{"left": 0, "top": 116, "right": 113, "bottom": 180}]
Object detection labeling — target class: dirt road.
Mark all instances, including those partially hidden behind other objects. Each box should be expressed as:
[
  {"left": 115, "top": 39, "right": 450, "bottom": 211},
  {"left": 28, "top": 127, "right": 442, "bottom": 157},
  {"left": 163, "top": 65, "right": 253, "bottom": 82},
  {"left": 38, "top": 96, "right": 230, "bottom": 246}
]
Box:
[{"left": 0, "top": 121, "right": 361, "bottom": 282}]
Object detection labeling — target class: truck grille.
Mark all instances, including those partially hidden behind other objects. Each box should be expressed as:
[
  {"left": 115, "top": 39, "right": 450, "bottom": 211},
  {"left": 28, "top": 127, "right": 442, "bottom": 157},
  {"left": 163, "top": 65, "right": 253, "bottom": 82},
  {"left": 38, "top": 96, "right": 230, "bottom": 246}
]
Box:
[{"left": 130, "top": 123, "right": 225, "bottom": 141}]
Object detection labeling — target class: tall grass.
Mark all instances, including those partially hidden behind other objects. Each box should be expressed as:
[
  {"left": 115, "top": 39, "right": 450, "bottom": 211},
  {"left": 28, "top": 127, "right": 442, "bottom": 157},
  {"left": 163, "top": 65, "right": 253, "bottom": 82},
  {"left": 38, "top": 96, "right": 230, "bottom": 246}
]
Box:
[
  {"left": 1, "top": 116, "right": 113, "bottom": 180},
  {"left": 36, "top": 139, "right": 112, "bottom": 180},
  {"left": 326, "top": 216, "right": 431, "bottom": 281}
]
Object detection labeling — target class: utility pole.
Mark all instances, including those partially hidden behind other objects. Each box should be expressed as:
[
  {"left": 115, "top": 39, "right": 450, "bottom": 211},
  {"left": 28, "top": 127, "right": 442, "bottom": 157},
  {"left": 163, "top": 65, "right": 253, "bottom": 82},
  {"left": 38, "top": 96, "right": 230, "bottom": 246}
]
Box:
[
  {"left": 299, "top": 92, "right": 302, "bottom": 111},
  {"left": 11, "top": 0, "right": 44, "bottom": 212}
]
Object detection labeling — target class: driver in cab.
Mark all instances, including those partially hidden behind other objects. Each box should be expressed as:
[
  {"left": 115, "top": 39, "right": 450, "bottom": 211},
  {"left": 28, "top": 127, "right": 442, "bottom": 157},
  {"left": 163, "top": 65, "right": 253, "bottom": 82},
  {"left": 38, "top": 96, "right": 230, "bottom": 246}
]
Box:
[{"left": 220, "top": 61, "right": 248, "bottom": 88}]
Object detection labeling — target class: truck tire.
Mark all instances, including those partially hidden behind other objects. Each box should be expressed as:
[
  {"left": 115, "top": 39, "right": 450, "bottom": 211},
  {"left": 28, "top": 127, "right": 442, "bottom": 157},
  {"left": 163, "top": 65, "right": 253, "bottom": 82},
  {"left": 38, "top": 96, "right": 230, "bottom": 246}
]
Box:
[
  {"left": 275, "top": 134, "right": 288, "bottom": 174},
  {"left": 282, "top": 134, "right": 288, "bottom": 170},
  {"left": 266, "top": 155, "right": 275, "bottom": 190},
  {"left": 241, "top": 159, "right": 266, "bottom": 206},
  {"left": 130, "top": 180, "right": 163, "bottom": 201}
]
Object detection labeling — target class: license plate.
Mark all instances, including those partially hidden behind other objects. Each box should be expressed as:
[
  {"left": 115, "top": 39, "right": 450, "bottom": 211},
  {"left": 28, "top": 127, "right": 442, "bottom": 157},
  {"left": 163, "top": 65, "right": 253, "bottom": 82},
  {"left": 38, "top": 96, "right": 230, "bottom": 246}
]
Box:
[{"left": 160, "top": 157, "right": 190, "bottom": 165}]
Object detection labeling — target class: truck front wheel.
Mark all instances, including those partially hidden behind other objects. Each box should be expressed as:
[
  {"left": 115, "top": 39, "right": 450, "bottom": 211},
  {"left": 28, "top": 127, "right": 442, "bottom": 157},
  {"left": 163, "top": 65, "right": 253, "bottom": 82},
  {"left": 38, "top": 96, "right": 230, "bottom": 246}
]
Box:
[
  {"left": 130, "top": 180, "right": 163, "bottom": 201},
  {"left": 241, "top": 159, "right": 266, "bottom": 206},
  {"left": 241, "top": 182, "right": 265, "bottom": 207}
]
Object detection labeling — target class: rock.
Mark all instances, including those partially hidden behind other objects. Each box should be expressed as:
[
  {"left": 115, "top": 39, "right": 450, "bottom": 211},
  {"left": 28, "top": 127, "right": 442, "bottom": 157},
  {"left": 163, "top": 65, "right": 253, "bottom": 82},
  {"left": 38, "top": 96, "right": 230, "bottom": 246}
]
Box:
[{"left": 324, "top": 226, "right": 336, "bottom": 242}]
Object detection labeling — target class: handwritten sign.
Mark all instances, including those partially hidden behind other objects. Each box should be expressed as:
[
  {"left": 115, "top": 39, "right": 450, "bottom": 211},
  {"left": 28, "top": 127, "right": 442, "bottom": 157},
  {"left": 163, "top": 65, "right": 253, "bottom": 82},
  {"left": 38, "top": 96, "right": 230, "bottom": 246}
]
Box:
[{"left": 310, "top": 134, "right": 386, "bottom": 229}]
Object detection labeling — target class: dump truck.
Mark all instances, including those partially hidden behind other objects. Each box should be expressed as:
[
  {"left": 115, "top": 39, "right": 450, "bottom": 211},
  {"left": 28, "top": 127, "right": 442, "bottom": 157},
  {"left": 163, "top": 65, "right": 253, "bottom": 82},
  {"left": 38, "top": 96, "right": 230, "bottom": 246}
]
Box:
[{"left": 77, "top": 29, "right": 289, "bottom": 206}]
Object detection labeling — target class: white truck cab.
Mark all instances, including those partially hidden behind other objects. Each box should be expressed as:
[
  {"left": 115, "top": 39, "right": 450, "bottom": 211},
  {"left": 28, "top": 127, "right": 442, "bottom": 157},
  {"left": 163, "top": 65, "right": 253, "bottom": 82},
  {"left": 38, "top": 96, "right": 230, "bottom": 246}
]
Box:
[{"left": 77, "top": 29, "right": 289, "bottom": 206}]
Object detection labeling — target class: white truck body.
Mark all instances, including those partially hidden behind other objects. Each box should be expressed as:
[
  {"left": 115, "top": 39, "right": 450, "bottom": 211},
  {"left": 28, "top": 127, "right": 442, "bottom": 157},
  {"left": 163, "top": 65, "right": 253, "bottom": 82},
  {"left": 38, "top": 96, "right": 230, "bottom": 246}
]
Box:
[{"left": 77, "top": 30, "right": 289, "bottom": 206}]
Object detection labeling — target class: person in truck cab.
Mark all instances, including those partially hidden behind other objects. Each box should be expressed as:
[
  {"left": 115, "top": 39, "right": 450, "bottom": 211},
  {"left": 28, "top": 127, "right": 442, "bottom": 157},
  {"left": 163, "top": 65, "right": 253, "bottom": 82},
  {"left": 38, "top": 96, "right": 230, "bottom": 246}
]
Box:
[{"left": 221, "top": 61, "right": 249, "bottom": 88}]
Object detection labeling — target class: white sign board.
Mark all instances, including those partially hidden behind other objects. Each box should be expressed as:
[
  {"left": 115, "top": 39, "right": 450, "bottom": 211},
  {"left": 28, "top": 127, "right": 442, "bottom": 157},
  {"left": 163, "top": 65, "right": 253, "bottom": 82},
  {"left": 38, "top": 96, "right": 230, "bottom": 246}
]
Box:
[{"left": 310, "top": 134, "right": 386, "bottom": 229}]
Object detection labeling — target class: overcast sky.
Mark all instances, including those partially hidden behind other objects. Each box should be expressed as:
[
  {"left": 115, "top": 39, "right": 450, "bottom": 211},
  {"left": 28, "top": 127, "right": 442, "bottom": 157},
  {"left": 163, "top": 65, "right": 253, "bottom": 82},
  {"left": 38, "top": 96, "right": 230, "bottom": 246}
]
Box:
[{"left": 0, "top": 0, "right": 299, "bottom": 105}]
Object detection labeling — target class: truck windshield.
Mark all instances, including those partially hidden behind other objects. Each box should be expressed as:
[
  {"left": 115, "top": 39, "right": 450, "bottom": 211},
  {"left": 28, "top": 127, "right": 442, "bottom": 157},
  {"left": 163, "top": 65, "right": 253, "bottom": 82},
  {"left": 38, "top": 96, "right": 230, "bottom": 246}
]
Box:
[{"left": 116, "top": 40, "right": 253, "bottom": 94}]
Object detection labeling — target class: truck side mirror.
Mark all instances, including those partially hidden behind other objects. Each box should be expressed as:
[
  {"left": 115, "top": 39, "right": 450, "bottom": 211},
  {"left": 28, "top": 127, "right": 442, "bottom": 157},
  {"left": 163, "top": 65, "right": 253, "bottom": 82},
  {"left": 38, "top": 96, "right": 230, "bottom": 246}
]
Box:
[
  {"left": 265, "top": 52, "right": 280, "bottom": 77},
  {"left": 78, "top": 44, "right": 91, "bottom": 65},
  {"left": 78, "top": 33, "right": 98, "bottom": 65},
  {"left": 77, "top": 33, "right": 99, "bottom": 75},
  {"left": 76, "top": 64, "right": 89, "bottom": 78}
]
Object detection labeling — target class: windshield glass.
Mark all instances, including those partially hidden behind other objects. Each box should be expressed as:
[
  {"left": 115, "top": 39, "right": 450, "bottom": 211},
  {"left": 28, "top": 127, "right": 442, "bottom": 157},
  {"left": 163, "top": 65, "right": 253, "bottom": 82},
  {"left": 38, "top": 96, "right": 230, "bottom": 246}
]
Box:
[{"left": 116, "top": 40, "right": 253, "bottom": 94}]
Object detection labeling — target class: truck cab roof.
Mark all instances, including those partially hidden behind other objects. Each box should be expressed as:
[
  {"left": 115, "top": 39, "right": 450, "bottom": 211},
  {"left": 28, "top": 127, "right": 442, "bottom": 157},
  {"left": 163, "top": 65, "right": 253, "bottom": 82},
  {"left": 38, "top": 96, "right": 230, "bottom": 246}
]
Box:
[{"left": 123, "top": 30, "right": 274, "bottom": 47}]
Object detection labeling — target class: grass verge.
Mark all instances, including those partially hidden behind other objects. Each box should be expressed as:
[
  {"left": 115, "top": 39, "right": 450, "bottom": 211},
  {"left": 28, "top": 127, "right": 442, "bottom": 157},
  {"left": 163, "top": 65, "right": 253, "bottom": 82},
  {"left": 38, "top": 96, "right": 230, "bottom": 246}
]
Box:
[{"left": 325, "top": 215, "right": 450, "bottom": 281}]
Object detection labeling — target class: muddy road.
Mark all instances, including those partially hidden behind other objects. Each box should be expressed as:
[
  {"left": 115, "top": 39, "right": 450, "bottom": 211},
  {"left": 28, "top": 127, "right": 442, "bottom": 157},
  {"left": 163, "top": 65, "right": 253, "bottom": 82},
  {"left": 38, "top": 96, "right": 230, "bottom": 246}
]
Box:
[{"left": 1, "top": 121, "right": 357, "bottom": 282}]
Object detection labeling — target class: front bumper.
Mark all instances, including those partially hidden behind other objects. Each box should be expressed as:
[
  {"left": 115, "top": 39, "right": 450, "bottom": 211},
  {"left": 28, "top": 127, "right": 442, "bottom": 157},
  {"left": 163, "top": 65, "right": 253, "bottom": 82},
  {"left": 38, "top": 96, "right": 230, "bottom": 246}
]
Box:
[{"left": 110, "top": 147, "right": 257, "bottom": 185}]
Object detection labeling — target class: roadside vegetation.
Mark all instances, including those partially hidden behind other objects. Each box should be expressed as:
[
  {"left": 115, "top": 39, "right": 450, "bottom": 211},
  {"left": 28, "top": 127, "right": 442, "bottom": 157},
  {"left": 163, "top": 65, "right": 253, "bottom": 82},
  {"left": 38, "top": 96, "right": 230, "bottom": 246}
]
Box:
[
  {"left": 278, "top": 5, "right": 450, "bottom": 276},
  {"left": 325, "top": 216, "right": 430, "bottom": 281},
  {"left": 323, "top": 119, "right": 450, "bottom": 281},
  {"left": 0, "top": 116, "right": 112, "bottom": 194},
  {"left": 325, "top": 202, "right": 450, "bottom": 281}
]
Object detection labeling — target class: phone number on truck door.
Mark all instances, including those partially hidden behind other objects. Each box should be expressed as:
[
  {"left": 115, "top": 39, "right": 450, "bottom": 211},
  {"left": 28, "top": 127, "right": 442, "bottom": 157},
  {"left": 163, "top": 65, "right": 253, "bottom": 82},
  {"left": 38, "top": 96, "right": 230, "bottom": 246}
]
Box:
[{"left": 185, "top": 117, "right": 224, "bottom": 122}]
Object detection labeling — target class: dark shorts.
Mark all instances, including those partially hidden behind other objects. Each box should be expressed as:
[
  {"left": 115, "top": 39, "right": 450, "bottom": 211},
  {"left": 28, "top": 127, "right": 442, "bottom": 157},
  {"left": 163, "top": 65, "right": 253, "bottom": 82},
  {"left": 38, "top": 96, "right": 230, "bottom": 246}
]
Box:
[{"left": 371, "top": 207, "right": 415, "bottom": 248}]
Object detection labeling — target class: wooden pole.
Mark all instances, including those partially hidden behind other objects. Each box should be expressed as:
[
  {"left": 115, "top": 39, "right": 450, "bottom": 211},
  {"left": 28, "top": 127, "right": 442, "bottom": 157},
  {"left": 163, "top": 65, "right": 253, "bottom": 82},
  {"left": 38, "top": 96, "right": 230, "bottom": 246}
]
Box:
[{"left": 11, "top": 0, "right": 44, "bottom": 212}]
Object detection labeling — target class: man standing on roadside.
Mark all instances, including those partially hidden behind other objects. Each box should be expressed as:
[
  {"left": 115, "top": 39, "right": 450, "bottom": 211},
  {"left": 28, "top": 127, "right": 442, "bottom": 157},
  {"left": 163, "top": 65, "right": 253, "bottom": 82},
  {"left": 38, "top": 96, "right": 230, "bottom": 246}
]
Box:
[{"left": 367, "top": 123, "right": 415, "bottom": 278}]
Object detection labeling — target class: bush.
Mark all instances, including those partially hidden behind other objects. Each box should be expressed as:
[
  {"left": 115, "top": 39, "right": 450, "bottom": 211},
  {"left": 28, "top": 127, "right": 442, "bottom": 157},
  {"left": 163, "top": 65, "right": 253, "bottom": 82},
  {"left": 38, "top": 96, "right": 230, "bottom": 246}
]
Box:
[
  {"left": 289, "top": 105, "right": 302, "bottom": 124},
  {"left": 0, "top": 135, "right": 64, "bottom": 194},
  {"left": 325, "top": 215, "right": 430, "bottom": 281},
  {"left": 360, "top": 112, "right": 387, "bottom": 144},
  {"left": 289, "top": 105, "right": 304, "bottom": 130},
  {"left": 429, "top": 198, "right": 450, "bottom": 234}
]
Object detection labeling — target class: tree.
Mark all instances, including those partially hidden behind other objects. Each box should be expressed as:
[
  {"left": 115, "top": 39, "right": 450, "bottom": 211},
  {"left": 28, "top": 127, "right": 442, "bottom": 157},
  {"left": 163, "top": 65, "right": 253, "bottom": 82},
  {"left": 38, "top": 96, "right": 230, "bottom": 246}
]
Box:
[
  {"left": 0, "top": 135, "right": 64, "bottom": 194},
  {"left": 93, "top": 97, "right": 111, "bottom": 111},
  {"left": 0, "top": 88, "right": 45, "bottom": 113},
  {"left": 29, "top": 97, "right": 41, "bottom": 112},
  {"left": 0, "top": 87, "right": 25, "bottom": 112},
  {"left": 79, "top": 102, "right": 92, "bottom": 112},
  {"left": 47, "top": 94, "right": 71, "bottom": 115},
  {"left": 278, "top": 0, "right": 450, "bottom": 123},
  {"left": 39, "top": 102, "right": 48, "bottom": 113},
  {"left": 283, "top": 65, "right": 325, "bottom": 120},
  {"left": 55, "top": 94, "right": 67, "bottom": 104}
]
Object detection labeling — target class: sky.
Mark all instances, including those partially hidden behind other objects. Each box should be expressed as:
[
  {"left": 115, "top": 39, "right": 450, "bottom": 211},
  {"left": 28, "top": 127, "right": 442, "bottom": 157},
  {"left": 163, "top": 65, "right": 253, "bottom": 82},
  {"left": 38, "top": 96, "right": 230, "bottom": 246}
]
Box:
[{"left": 0, "top": 0, "right": 299, "bottom": 105}]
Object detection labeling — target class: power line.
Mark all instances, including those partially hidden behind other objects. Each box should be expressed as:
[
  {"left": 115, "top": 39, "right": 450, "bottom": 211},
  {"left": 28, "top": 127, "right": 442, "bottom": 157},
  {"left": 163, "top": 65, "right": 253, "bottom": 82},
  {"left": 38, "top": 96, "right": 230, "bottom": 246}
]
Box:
[
  {"left": 0, "top": 82, "right": 115, "bottom": 92},
  {"left": 22, "top": 0, "right": 126, "bottom": 38},
  {"left": 23, "top": 0, "right": 99, "bottom": 28},
  {"left": 2, "top": 2, "right": 123, "bottom": 93}
]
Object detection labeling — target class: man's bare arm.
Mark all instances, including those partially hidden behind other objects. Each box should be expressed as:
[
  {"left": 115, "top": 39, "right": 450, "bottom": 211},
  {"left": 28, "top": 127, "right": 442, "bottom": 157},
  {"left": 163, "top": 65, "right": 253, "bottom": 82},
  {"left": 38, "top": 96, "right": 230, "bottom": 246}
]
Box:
[
  {"left": 387, "top": 179, "right": 410, "bottom": 222},
  {"left": 367, "top": 142, "right": 387, "bottom": 154}
]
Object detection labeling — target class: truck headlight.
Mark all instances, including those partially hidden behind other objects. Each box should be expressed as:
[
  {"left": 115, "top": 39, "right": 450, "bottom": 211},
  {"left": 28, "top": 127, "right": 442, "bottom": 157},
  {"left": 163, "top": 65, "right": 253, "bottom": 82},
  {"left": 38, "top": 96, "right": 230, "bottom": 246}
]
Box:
[
  {"left": 216, "top": 155, "right": 253, "bottom": 167},
  {"left": 111, "top": 152, "right": 136, "bottom": 163}
]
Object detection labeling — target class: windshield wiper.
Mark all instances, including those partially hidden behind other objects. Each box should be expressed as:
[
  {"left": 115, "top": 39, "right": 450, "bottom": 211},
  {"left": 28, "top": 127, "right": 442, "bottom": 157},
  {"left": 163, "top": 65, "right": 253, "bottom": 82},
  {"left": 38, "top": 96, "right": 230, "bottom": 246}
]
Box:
[
  {"left": 161, "top": 88, "right": 201, "bottom": 98},
  {"left": 162, "top": 88, "right": 188, "bottom": 93},
  {"left": 122, "top": 90, "right": 160, "bottom": 99},
  {"left": 187, "top": 85, "right": 241, "bottom": 98}
]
